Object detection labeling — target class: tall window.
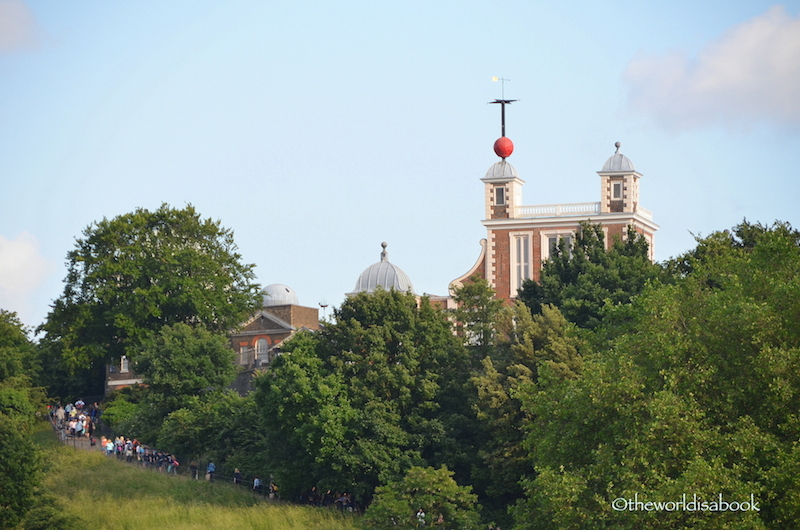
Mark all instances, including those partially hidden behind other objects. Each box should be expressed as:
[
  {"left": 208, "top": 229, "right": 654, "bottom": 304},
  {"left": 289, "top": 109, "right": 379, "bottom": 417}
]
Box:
[
  {"left": 256, "top": 338, "right": 269, "bottom": 356},
  {"left": 543, "top": 233, "right": 574, "bottom": 261},
  {"left": 120, "top": 356, "right": 129, "bottom": 373},
  {"left": 515, "top": 235, "right": 530, "bottom": 291},
  {"left": 548, "top": 235, "right": 572, "bottom": 256},
  {"left": 612, "top": 181, "right": 622, "bottom": 199}
]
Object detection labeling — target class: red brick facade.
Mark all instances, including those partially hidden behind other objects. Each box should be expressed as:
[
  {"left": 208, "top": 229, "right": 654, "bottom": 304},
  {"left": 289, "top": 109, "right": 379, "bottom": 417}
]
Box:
[{"left": 450, "top": 147, "right": 658, "bottom": 302}]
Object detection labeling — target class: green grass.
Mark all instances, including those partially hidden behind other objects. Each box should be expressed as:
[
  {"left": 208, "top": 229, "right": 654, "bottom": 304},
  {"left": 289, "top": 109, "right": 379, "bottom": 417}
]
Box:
[{"left": 34, "top": 423, "right": 360, "bottom": 530}]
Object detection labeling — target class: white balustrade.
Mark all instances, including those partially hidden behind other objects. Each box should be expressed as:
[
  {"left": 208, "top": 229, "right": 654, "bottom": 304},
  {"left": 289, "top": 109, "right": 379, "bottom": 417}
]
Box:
[{"left": 517, "top": 202, "right": 601, "bottom": 218}]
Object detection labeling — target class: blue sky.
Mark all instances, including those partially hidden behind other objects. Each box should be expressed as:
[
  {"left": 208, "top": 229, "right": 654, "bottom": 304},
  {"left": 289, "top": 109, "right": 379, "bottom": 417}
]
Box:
[{"left": 1, "top": 0, "right": 799, "bottom": 329}]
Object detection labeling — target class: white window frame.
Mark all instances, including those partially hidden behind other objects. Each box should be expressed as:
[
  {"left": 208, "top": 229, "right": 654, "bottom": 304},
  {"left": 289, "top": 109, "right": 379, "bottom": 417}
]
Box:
[
  {"left": 510, "top": 231, "right": 533, "bottom": 294},
  {"left": 120, "top": 355, "right": 129, "bottom": 373},
  {"left": 611, "top": 181, "right": 623, "bottom": 200},
  {"left": 540, "top": 230, "right": 575, "bottom": 262},
  {"left": 495, "top": 186, "right": 506, "bottom": 206}
]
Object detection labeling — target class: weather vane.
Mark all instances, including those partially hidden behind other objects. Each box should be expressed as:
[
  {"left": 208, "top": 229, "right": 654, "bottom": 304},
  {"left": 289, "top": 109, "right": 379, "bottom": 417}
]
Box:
[{"left": 490, "top": 77, "right": 517, "bottom": 137}]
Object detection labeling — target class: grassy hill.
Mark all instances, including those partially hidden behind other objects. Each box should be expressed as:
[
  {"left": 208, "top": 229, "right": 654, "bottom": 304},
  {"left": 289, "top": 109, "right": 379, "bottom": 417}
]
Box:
[{"left": 32, "top": 423, "right": 360, "bottom": 530}]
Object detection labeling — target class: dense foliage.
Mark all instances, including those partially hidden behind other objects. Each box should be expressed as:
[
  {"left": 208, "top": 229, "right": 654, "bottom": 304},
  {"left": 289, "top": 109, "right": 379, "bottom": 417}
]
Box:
[
  {"left": 136, "top": 323, "right": 239, "bottom": 411},
  {"left": 25, "top": 213, "right": 800, "bottom": 529},
  {"left": 253, "top": 289, "right": 475, "bottom": 504},
  {"left": 514, "top": 221, "right": 800, "bottom": 529},
  {"left": 519, "top": 222, "right": 667, "bottom": 329},
  {"left": 38, "top": 204, "right": 260, "bottom": 393},
  {"left": 363, "top": 466, "right": 480, "bottom": 529},
  {"left": 102, "top": 323, "right": 241, "bottom": 443},
  {"left": 0, "top": 311, "right": 44, "bottom": 529}
]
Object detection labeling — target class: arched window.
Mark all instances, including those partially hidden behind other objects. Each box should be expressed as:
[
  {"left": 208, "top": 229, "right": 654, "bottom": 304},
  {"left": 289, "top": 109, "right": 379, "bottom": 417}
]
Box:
[{"left": 256, "top": 338, "right": 269, "bottom": 355}]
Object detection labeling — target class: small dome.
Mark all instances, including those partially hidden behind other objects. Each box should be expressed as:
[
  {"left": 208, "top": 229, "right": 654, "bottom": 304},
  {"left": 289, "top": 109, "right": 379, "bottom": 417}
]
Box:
[
  {"left": 349, "top": 243, "right": 415, "bottom": 295},
  {"left": 484, "top": 160, "right": 518, "bottom": 179},
  {"left": 601, "top": 143, "right": 635, "bottom": 172},
  {"left": 262, "top": 284, "right": 299, "bottom": 307}
]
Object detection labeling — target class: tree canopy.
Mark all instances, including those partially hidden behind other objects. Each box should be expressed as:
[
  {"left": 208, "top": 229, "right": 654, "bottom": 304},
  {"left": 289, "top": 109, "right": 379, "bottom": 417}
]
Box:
[
  {"left": 39, "top": 204, "right": 260, "bottom": 377},
  {"left": 514, "top": 221, "right": 800, "bottom": 529},
  {"left": 518, "top": 222, "right": 667, "bottom": 329},
  {"left": 135, "top": 323, "right": 238, "bottom": 412},
  {"left": 0, "top": 310, "right": 37, "bottom": 382},
  {"left": 363, "top": 466, "right": 480, "bottom": 530},
  {"left": 0, "top": 311, "right": 44, "bottom": 529},
  {"left": 253, "top": 288, "right": 474, "bottom": 504}
]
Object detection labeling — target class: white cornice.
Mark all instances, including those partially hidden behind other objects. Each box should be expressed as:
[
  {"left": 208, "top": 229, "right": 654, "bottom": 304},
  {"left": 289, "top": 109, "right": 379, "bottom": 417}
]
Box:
[{"left": 482, "top": 212, "right": 659, "bottom": 233}]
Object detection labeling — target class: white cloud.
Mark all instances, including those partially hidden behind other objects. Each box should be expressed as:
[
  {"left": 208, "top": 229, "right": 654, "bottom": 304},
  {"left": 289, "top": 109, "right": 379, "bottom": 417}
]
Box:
[
  {"left": 0, "top": 232, "right": 53, "bottom": 318},
  {"left": 0, "top": 0, "right": 43, "bottom": 52},
  {"left": 624, "top": 5, "right": 800, "bottom": 131}
]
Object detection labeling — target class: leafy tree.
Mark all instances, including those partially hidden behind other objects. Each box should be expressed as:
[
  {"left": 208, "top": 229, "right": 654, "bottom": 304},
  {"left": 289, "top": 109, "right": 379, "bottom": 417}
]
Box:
[
  {"left": 450, "top": 276, "right": 506, "bottom": 358},
  {"left": 471, "top": 302, "right": 583, "bottom": 525},
  {"left": 514, "top": 221, "right": 800, "bottom": 529},
  {"left": 100, "top": 323, "right": 240, "bottom": 443},
  {"left": 666, "top": 219, "right": 800, "bottom": 278},
  {"left": 363, "top": 466, "right": 480, "bottom": 530},
  {"left": 157, "top": 390, "right": 266, "bottom": 478},
  {"left": 518, "top": 222, "right": 666, "bottom": 329},
  {"left": 253, "top": 289, "right": 473, "bottom": 504},
  {"left": 135, "top": 323, "right": 238, "bottom": 411},
  {"left": 38, "top": 204, "right": 260, "bottom": 376},
  {"left": 0, "top": 310, "right": 37, "bottom": 381},
  {"left": 0, "top": 414, "right": 42, "bottom": 529},
  {"left": 99, "top": 394, "right": 139, "bottom": 431},
  {"left": 0, "top": 312, "right": 43, "bottom": 529}
]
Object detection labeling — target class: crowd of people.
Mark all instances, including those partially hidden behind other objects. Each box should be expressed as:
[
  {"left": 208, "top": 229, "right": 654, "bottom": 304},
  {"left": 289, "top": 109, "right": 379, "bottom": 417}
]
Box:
[
  {"left": 50, "top": 400, "right": 100, "bottom": 441},
  {"left": 100, "top": 435, "right": 183, "bottom": 475},
  {"left": 299, "top": 487, "right": 356, "bottom": 512},
  {"left": 51, "top": 399, "right": 360, "bottom": 513}
]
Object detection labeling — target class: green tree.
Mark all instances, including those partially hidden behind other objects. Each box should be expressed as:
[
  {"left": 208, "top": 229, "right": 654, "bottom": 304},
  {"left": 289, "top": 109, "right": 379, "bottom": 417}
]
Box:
[
  {"left": 0, "top": 310, "right": 38, "bottom": 381},
  {"left": 253, "top": 289, "right": 473, "bottom": 504},
  {"left": 157, "top": 390, "right": 266, "bottom": 478},
  {"left": 38, "top": 204, "right": 260, "bottom": 378},
  {"left": 514, "top": 221, "right": 800, "bottom": 529},
  {"left": 0, "top": 312, "right": 43, "bottom": 529},
  {"left": 101, "top": 323, "right": 240, "bottom": 443},
  {"left": 363, "top": 466, "right": 480, "bottom": 530},
  {"left": 450, "top": 276, "right": 506, "bottom": 358},
  {"left": 470, "top": 302, "right": 583, "bottom": 525},
  {"left": 0, "top": 414, "right": 42, "bottom": 529},
  {"left": 135, "top": 323, "right": 238, "bottom": 411},
  {"left": 518, "top": 222, "right": 666, "bottom": 329}
]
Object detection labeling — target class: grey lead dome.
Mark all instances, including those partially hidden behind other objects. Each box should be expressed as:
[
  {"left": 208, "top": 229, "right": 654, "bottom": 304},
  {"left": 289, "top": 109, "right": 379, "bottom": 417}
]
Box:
[
  {"left": 602, "top": 142, "right": 636, "bottom": 172},
  {"left": 349, "top": 242, "right": 415, "bottom": 295}
]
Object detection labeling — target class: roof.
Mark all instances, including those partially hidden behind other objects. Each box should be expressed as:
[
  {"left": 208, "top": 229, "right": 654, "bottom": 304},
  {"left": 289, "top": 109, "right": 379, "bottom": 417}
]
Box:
[
  {"left": 484, "top": 159, "right": 519, "bottom": 179},
  {"left": 262, "top": 284, "right": 299, "bottom": 307},
  {"left": 601, "top": 143, "right": 636, "bottom": 172},
  {"left": 349, "top": 242, "right": 415, "bottom": 295}
]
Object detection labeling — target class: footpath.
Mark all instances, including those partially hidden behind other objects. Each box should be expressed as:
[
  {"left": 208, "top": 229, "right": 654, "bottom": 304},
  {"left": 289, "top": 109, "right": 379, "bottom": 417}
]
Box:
[{"left": 51, "top": 418, "right": 280, "bottom": 501}]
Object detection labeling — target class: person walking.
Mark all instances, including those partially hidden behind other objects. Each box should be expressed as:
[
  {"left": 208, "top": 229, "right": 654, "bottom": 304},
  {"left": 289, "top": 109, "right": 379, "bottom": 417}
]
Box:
[{"left": 206, "top": 461, "right": 216, "bottom": 482}]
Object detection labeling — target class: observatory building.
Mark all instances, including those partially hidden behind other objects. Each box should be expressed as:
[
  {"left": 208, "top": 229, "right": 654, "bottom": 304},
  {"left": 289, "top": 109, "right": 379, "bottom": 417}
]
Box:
[
  {"left": 450, "top": 102, "right": 658, "bottom": 302},
  {"left": 230, "top": 283, "right": 320, "bottom": 368}
]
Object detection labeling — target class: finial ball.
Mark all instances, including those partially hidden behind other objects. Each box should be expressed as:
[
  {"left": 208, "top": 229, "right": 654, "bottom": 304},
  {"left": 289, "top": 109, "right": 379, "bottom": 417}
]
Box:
[{"left": 494, "top": 137, "right": 514, "bottom": 158}]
